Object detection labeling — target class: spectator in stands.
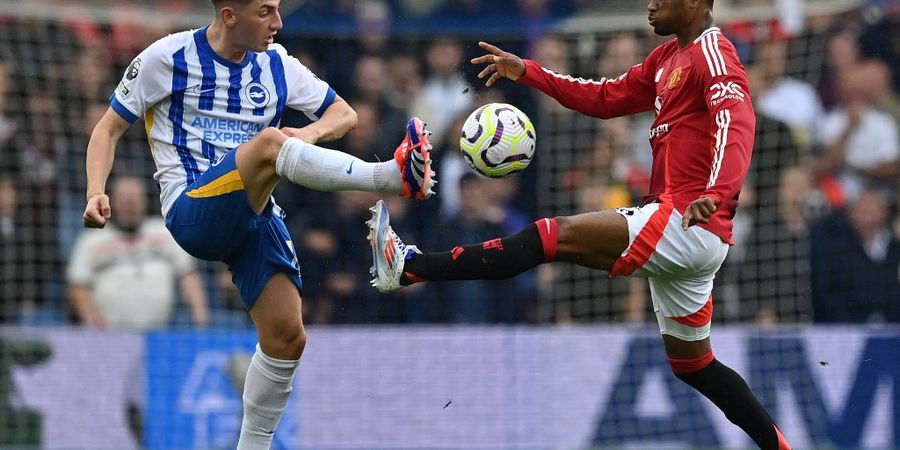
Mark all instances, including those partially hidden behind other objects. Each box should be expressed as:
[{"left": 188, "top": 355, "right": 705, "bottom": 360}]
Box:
[
  {"left": 386, "top": 53, "right": 424, "bottom": 112},
  {"left": 854, "top": 58, "right": 900, "bottom": 124},
  {"left": 813, "top": 64, "right": 900, "bottom": 206},
  {"left": 289, "top": 219, "right": 339, "bottom": 325},
  {"left": 11, "top": 91, "right": 69, "bottom": 308},
  {"left": 531, "top": 34, "right": 569, "bottom": 113},
  {"left": 351, "top": 55, "right": 408, "bottom": 155},
  {"left": 0, "top": 19, "right": 77, "bottom": 93},
  {"left": 811, "top": 188, "right": 900, "bottom": 323},
  {"left": 529, "top": 34, "right": 601, "bottom": 221},
  {"left": 817, "top": 28, "right": 862, "bottom": 110},
  {"left": 567, "top": 132, "right": 632, "bottom": 207},
  {"left": 597, "top": 32, "right": 644, "bottom": 76},
  {"left": 426, "top": 173, "right": 524, "bottom": 323},
  {"left": 570, "top": 133, "right": 646, "bottom": 324},
  {"left": 751, "top": 38, "right": 824, "bottom": 149},
  {"left": 66, "top": 175, "right": 209, "bottom": 329},
  {"left": 0, "top": 177, "right": 39, "bottom": 323},
  {"left": 597, "top": 33, "right": 655, "bottom": 191},
  {"left": 313, "top": 191, "right": 419, "bottom": 324},
  {"left": 0, "top": 63, "right": 13, "bottom": 156},
  {"left": 860, "top": 1, "right": 900, "bottom": 93},
  {"left": 355, "top": 0, "right": 392, "bottom": 55},
  {"left": 741, "top": 166, "right": 821, "bottom": 323},
  {"left": 318, "top": 192, "right": 376, "bottom": 324},
  {"left": 77, "top": 44, "right": 113, "bottom": 100},
  {"left": 411, "top": 38, "right": 472, "bottom": 145},
  {"left": 436, "top": 91, "right": 504, "bottom": 219},
  {"left": 58, "top": 102, "right": 107, "bottom": 267},
  {"left": 339, "top": 100, "right": 381, "bottom": 160}
]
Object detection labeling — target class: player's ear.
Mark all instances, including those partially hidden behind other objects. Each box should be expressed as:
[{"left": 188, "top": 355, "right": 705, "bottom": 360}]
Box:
[{"left": 220, "top": 6, "right": 238, "bottom": 27}]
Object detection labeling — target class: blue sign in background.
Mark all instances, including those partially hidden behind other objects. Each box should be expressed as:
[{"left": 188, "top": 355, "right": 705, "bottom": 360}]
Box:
[
  {"left": 140, "top": 327, "right": 900, "bottom": 450},
  {"left": 145, "top": 331, "right": 257, "bottom": 450}
]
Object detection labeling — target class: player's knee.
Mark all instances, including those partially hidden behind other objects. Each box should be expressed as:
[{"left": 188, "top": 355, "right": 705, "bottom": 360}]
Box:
[
  {"left": 667, "top": 349, "right": 715, "bottom": 376},
  {"left": 554, "top": 216, "right": 573, "bottom": 241},
  {"left": 554, "top": 216, "right": 586, "bottom": 258},
  {"left": 277, "top": 324, "right": 306, "bottom": 355},
  {"left": 262, "top": 319, "right": 307, "bottom": 358},
  {"left": 256, "top": 127, "right": 288, "bottom": 162}
]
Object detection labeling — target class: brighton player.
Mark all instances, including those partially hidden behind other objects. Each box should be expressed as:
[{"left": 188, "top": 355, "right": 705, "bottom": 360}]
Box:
[
  {"left": 368, "top": 0, "right": 790, "bottom": 448},
  {"left": 82, "top": 0, "right": 434, "bottom": 448}
]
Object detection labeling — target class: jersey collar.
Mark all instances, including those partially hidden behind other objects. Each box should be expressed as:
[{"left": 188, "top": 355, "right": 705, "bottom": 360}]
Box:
[
  {"left": 194, "top": 26, "right": 253, "bottom": 69},
  {"left": 693, "top": 26, "right": 721, "bottom": 44}
]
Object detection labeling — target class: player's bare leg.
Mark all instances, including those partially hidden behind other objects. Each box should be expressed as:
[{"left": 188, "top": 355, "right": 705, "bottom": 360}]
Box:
[
  {"left": 235, "top": 120, "right": 435, "bottom": 214},
  {"left": 235, "top": 127, "right": 287, "bottom": 213},
  {"left": 236, "top": 273, "right": 306, "bottom": 450},
  {"left": 369, "top": 204, "right": 791, "bottom": 450},
  {"left": 368, "top": 206, "right": 628, "bottom": 291},
  {"left": 553, "top": 211, "right": 629, "bottom": 269}
]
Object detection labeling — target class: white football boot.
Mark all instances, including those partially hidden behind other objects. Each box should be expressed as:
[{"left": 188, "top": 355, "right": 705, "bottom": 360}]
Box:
[{"left": 366, "top": 200, "right": 421, "bottom": 293}]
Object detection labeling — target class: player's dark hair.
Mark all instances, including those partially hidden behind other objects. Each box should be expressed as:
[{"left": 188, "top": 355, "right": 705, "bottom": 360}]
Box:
[
  {"left": 707, "top": 0, "right": 714, "bottom": 9},
  {"left": 210, "top": 0, "right": 253, "bottom": 9}
]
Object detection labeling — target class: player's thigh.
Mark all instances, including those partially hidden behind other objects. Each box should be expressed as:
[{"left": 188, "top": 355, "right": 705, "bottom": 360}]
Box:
[
  {"left": 662, "top": 334, "right": 712, "bottom": 359},
  {"left": 235, "top": 127, "right": 288, "bottom": 213},
  {"left": 250, "top": 273, "right": 306, "bottom": 360},
  {"left": 648, "top": 273, "right": 717, "bottom": 351},
  {"left": 555, "top": 210, "right": 629, "bottom": 271},
  {"left": 166, "top": 150, "right": 256, "bottom": 262}
]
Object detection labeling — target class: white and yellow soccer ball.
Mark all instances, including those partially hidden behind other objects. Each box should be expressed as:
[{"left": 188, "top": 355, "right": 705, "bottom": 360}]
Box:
[{"left": 459, "top": 103, "right": 536, "bottom": 178}]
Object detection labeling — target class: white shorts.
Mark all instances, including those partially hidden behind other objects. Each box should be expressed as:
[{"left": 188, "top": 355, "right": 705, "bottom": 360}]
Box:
[{"left": 611, "top": 203, "right": 729, "bottom": 341}]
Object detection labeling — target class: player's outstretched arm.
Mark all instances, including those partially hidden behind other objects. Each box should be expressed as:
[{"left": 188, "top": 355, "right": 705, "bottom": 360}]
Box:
[
  {"left": 83, "top": 108, "right": 131, "bottom": 228},
  {"left": 471, "top": 41, "right": 526, "bottom": 87}
]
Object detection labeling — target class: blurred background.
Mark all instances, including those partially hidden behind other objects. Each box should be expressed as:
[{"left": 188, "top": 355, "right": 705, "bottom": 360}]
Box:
[{"left": 0, "top": 0, "right": 899, "bottom": 448}]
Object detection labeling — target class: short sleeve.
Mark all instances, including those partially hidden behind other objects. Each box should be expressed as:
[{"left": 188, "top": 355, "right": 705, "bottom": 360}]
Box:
[
  {"left": 66, "top": 233, "right": 97, "bottom": 285},
  {"left": 146, "top": 220, "right": 196, "bottom": 276},
  {"left": 271, "top": 44, "right": 336, "bottom": 120},
  {"left": 110, "top": 39, "right": 173, "bottom": 124}
]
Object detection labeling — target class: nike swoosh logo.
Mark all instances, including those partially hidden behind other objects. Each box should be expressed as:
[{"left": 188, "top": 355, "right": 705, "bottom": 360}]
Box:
[
  {"left": 189, "top": 85, "right": 218, "bottom": 95},
  {"left": 346, "top": 161, "right": 354, "bottom": 174}
]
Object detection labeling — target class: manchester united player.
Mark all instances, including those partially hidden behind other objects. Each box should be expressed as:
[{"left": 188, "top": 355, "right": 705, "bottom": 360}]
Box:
[{"left": 367, "top": 0, "right": 792, "bottom": 448}]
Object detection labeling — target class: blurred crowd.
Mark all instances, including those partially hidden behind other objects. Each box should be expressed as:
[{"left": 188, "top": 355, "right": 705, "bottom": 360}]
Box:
[{"left": 0, "top": 0, "right": 899, "bottom": 329}]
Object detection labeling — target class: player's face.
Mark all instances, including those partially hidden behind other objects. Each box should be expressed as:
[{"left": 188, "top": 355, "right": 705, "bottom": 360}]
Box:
[
  {"left": 111, "top": 179, "right": 147, "bottom": 233},
  {"left": 647, "top": 0, "right": 687, "bottom": 36},
  {"left": 233, "top": 0, "right": 283, "bottom": 52}
]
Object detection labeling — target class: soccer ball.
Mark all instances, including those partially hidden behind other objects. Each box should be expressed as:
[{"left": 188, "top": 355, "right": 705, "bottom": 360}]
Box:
[{"left": 459, "top": 103, "right": 536, "bottom": 178}]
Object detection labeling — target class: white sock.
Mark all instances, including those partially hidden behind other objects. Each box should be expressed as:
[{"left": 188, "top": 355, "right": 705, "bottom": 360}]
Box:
[
  {"left": 275, "top": 137, "right": 402, "bottom": 193},
  {"left": 236, "top": 344, "right": 300, "bottom": 450}
]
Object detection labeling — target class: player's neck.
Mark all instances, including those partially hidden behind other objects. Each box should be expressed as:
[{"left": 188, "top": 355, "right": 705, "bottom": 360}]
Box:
[
  {"left": 206, "top": 22, "right": 247, "bottom": 64},
  {"left": 676, "top": 14, "right": 714, "bottom": 48}
]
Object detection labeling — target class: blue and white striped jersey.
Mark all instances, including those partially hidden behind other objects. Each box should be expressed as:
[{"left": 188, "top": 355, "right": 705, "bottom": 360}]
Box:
[{"left": 110, "top": 27, "right": 335, "bottom": 216}]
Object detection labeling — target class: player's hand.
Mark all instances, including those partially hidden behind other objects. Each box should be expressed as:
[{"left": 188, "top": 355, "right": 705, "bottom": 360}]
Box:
[
  {"left": 471, "top": 41, "right": 526, "bottom": 87},
  {"left": 85, "top": 310, "right": 107, "bottom": 329},
  {"left": 846, "top": 100, "right": 864, "bottom": 131},
  {"left": 83, "top": 193, "right": 111, "bottom": 228},
  {"left": 681, "top": 197, "right": 717, "bottom": 230}
]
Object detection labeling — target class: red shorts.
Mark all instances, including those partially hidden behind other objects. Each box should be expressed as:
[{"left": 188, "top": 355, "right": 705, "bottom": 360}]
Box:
[{"left": 612, "top": 203, "right": 729, "bottom": 341}]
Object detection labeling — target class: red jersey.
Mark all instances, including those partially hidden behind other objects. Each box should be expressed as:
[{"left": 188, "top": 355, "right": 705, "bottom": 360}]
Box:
[{"left": 519, "top": 27, "right": 754, "bottom": 244}]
